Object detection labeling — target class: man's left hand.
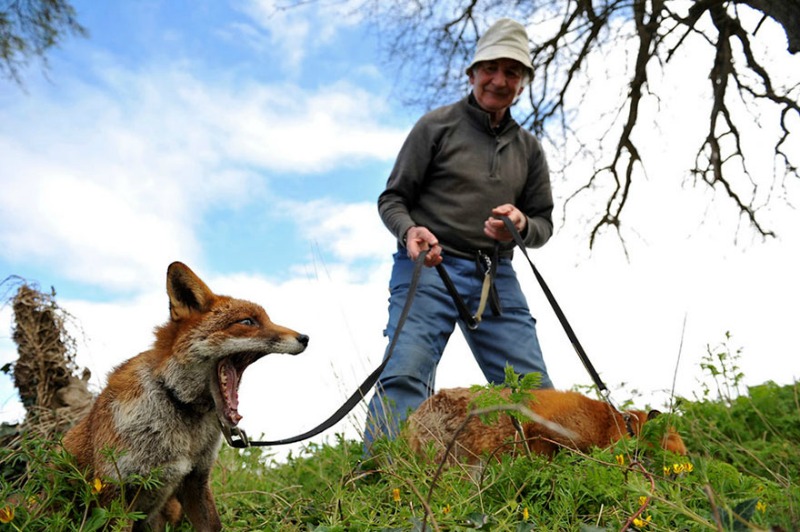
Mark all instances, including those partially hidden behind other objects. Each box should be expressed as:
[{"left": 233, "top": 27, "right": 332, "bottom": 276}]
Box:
[{"left": 484, "top": 204, "right": 526, "bottom": 242}]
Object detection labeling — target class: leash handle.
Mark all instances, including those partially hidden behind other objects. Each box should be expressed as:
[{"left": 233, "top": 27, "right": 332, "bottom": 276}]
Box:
[
  {"left": 498, "top": 216, "right": 608, "bottom": 394},
  {"left": 228, "top": 249, "right": 430, "bottom": 448}
]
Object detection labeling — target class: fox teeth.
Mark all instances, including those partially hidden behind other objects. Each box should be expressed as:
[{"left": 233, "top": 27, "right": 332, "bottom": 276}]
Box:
[{"left": 217, "top": 358, "right": 241, "bottom": 425}]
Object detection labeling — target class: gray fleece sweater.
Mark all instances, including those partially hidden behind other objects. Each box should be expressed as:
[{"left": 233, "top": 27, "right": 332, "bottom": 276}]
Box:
[{"left": 378, "top": 94, "right": 554, "bottom": 259}]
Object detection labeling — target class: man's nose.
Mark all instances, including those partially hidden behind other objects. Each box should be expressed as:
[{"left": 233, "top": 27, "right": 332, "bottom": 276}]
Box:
[{"left": 491, "top": 71, "right": 508, "bottom": 87}]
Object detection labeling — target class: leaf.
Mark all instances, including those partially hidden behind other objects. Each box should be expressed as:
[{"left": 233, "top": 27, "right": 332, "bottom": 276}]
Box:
[
  {"left": 716, "top": 498, "right": 759, "bottom": 531},
  {"left": 519, "top": 372, "right": 542, "bottom": 391},
  {"left": 462, "top": 512, "right": 496, "bottom": 529},
  {"left": 504, "top": 364, "right": 521, "bottom": 389},
  {"left": 81, "top": 507, "right": 108, "bottom": 532}
]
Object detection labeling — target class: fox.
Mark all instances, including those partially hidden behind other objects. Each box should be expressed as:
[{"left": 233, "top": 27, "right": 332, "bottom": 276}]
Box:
[
  {"left": 62, "top": 261, "right": 309, "bottom": 531},
  {"left": 405, "top": 387, "right": 687, "bottom": 464}
]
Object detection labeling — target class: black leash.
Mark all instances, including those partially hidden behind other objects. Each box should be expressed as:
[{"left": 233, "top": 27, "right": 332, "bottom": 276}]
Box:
[
  {"left": 435, "top": 263, "right": 479, "bottom": 329},
  {"left": 223, "top": 249, "right": 430, "bottom": 448},
  {"left": 497, "top": 215, "right": 610, "bottom": 396},
  {"left": 435, "top": 249, "right": 500, "bottom": 330}
]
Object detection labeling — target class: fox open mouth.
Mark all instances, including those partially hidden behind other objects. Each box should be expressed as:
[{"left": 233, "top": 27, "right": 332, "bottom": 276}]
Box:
[{"left": 217, "top": 353, "right": 264, "bottom": 427}]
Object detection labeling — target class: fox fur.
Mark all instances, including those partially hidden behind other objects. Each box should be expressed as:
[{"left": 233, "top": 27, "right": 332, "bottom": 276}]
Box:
[
  {"left": 406, "top": 388, "right": 687, "bottom": 464},
  {"left": 62, "top": 262, "right": 309, "bottom": 531}
]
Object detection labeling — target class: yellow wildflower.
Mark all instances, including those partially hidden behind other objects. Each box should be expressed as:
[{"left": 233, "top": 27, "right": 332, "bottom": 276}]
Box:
[
  {"left": 442, "top": 504, "right": 451, "bottom": 514},
  {"left": 92, "top": 477, "right": 104, "bottom": 494},
  {"left": 615, "top": 454, "right": 625, "bottom": 466},
  {"left": 392, "top": 487, "right": 401, "bottom": 503},
  {"left": 756, "top": 501, "right": 767, "bottom": 513},
  {"left": 522, "top": 506, "right": 529, "bottom": 520},
  {"left": 638, "top": 496, "right": 648, "bottom": 507},
  {"left": 0, "top": 506, "right": 14, "bottom": 524},
  {"left": 668, "top": 462, "right": 694, "bottom": 475},
  {"left": 633, "top": 514, "right": 652, "bottom": 528}
]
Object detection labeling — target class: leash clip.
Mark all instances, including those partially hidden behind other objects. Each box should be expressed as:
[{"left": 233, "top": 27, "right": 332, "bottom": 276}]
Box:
[
  {"left": 469, "top": 250, "right": 495, "bottom": 329},
  {"left": 222, "top": 423, "right": 250, "bottom": 448},
  {"left": 478, "top": 250, "right": 492, "bottom": 272}
]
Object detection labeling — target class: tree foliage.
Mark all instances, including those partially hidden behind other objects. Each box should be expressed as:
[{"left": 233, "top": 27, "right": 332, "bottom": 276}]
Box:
[
  {"left": 0, "top": 0, "right": 86, "bottom": 85},
  {"left": 355, "top": 0, "right": 800, "bottom": 247}
]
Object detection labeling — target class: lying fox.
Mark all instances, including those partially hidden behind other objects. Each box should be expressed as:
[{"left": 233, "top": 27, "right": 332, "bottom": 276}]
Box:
[
  {"left": 406, "top": 388, "right": 687, "bottom": 464},
  {"left": 63, "top": 262, "right": 308, "bottom": 531}
]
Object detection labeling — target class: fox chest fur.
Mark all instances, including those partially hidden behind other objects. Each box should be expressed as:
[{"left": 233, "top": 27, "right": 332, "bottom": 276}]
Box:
[{"left": 70, "top": 351, "right": 224, "bottom": 480}]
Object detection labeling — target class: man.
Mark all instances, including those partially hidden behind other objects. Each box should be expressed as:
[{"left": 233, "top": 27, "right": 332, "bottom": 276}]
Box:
[{"left": 364, "top": 18, "right": 554, "bottom": 451}]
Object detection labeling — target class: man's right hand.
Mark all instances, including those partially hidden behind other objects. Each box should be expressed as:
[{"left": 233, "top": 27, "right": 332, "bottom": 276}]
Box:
[{"left": 404, "top": 226, "right": 443, "bottom": 267}]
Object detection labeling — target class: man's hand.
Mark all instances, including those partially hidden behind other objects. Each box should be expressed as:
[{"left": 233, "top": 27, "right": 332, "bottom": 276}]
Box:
[
  {"left": 404, "top": 226, "right": 443, "bottom": 267},
  {"left": 484, "top": 204, "right": 527, "bottom": 242}
]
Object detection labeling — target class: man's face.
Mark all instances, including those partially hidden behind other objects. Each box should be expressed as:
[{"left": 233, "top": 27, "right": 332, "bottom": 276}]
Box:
[{"left": 469, "top": 58, "right": 527, "bottom": 116}]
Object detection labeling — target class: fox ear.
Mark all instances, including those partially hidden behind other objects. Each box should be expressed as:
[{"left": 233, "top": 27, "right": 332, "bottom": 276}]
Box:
[
  {"left": 647, "top": 409, "right": 661, "bottom": 421},
  {"left": 166, "top": 262, "right": 216, "bottom": 320}
]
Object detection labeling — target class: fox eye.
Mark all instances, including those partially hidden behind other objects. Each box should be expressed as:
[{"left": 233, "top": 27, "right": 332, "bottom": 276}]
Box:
[{"left": 236, "top": 317, "right": 257, "bottom": 326}]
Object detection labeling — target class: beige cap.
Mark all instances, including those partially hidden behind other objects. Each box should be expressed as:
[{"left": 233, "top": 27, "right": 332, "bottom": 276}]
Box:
[{"left": 466, "top": 18, "right": 533, "bottom": 81}]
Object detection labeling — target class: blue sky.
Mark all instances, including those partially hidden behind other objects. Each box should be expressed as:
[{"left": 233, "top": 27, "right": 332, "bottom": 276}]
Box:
[{"left": 1, "top": 1, "right": 798, "bottom": 454}]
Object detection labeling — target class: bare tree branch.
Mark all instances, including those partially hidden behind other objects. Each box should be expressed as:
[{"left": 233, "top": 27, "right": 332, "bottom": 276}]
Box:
[
  {"left": 343, "top": 0, "right": 800, "bottom": 247},
  {"left": 588, "top": 0, "right": 663, "bottom": 248}
]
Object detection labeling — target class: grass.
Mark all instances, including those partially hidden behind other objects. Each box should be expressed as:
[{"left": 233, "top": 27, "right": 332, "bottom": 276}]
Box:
[
  {"left": 206, "top": 383, "right": 798, "bottom": 531},
  {"left": 1, "top": 339, "right": 798, "bottom": 531}
]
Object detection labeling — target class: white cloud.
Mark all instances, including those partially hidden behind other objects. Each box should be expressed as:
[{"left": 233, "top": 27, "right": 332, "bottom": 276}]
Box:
[
  {"left": 0, "top": 58, "right": 407, "bottom": 293},
  {"left": 290, "top": 200, "right": 396, "bottom": 264},
  {"left": 234, "top": 0, "right": 366, "bottom": 72},
  {"left": 209, "top": 81, "right": 407, "bottom": 173}
]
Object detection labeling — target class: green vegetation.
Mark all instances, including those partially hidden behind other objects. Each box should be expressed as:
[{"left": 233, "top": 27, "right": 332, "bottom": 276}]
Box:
[
  {"left": 0, "top": 0, "right": 86, "bottom": 85},
  {"left": 1, "top": 340, "right": 798, "bottom": 530}
]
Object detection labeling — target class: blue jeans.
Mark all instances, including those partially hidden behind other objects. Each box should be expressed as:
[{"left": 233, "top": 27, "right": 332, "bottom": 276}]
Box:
[{"left": 363, "top": 249, "right": 553, "bottom": 451}]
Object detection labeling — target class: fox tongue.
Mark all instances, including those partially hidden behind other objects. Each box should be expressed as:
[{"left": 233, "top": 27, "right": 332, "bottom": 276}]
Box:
[{"left": 218, "top": 358, "right": 242, "bottom": 426}]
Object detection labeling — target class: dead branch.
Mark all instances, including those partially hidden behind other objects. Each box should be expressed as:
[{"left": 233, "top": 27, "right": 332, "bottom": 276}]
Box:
[{"left": 2, "top": 278, "right": 93, "bottom": 441}]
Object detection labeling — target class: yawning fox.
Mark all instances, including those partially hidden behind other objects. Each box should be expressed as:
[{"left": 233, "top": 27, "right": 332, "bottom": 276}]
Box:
[
  {"left": 406, "top": 387, "right": 687, "bottom": 464},
  {"left": 63, "top": 262, "right": 309, "bottom": 531}
]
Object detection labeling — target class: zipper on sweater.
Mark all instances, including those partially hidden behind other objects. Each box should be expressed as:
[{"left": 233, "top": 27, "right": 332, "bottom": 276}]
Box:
[{"left": 489, "top": 134, "right": 500, "bottom": 179}]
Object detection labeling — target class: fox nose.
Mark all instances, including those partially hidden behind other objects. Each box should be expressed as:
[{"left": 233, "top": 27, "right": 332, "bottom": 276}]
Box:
[{"left": 296, "top": 334, "right": 309, "bottom": 347}]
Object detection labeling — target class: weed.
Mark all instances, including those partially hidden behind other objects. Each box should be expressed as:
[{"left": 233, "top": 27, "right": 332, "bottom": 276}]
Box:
[
  {"left": 0, "top": 437, "right": 160, "bottom": 531},
  {"left": 1, "top": 336, "right": 797, "bottom": 530}
]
